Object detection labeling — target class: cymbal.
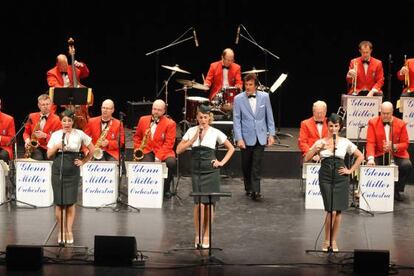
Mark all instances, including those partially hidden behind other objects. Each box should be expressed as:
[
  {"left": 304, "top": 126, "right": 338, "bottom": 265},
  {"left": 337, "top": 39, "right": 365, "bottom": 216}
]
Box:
[
  {"left": 176, "top": 79, "right": 209, "bottom": 91},
  {"left": 242, "top": 69, "right": 267, "bottom": 74},
  {"left": 161, "top": 64, "right": 191, "bottom": 74}
]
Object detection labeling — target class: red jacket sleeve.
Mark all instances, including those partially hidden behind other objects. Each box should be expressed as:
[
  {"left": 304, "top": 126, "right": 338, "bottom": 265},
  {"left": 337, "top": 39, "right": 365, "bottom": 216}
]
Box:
[
  {"left": 154, "top": 119, "right": 176, "bottom": 160},
  {"left": 365, "top": 119, "right": 376, "bottom": 158}
]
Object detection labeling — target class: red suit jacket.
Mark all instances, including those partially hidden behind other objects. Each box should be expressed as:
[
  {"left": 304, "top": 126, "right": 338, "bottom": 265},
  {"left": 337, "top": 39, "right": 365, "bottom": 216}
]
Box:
[
  {"left": 47, "top": 64, "right": 90, "bottom": 88},
  {"left": 397, "top": 58, "right": 414, "bottom": 93},
  {"left": 204, "top": 61, "right": 243, "bottom": 100},
  {"left": 23, "top": 113, "right": 61, "bottom": 150},
  {"left": 133, "top": 115, "right": 176, "bottom": 161},
  {"left": 366, "top": 116, "right": 409, "bottom": 159},
  {"left": 84, "top": 116, "right": 125, "bottom": 160},
  {"left": 346, "top": 57, "right": 384, "bottom": 94},
  {"left": 0, "top": 112, "right": 16, "bottom": 159},
  {"left": 298, "top": 117, "right": 328, "bottom": 155}
]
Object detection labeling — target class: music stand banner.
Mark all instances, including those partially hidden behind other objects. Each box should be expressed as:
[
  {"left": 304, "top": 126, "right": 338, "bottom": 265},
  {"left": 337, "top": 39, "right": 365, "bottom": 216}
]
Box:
[
  {"left": 126, "top": 162, "right": 167, "bottom": 208},
  {"left": 0, "top": 160, "right": 7, "bottom": 203},
  {"left": 342, "top": 95, "right": 382, "bottom": 140},
  {"left": 82, "top": 161, "right": 118, "bottom": 207},
  {"left": 15, "top": 159, "right": 53, "bottom": 207},
  {"left": 303, "top": 163, "right": 324, "bottom": 210},
  {"left": 359, "top": 165, "right": 398, "bottom": 212},
  {"left": 400, "top": 97, "right": 414, "bottom": 141}
]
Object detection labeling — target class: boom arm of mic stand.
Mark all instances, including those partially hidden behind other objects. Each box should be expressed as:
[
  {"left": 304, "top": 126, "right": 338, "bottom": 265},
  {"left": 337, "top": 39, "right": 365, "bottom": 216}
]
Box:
[
  {"left": 145, "top": 37, "right": 194, "bottom": 56},
  {"left": 239, "top": 34, "right": 280, "bottom": 60},
  {"left": 7, "top": 115, "right": 30, "bottom": 147}
]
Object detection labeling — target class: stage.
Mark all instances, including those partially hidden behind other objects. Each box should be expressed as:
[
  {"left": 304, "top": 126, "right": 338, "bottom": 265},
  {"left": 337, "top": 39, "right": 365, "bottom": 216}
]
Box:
[{"left": 1, "top": 128, "right": 414, "bottom": 275}]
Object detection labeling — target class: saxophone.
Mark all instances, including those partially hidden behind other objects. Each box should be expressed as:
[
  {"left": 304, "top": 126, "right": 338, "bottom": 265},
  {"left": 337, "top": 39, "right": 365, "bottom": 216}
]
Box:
[
  {"left": 93, "top": 121, "right": 111, "bottom": 160},
  {"left": 24, "top": 116, "right": 41, "bottom": 158},
  {"left": 133, "top": 116, "right": 158, "bottom": 161}
]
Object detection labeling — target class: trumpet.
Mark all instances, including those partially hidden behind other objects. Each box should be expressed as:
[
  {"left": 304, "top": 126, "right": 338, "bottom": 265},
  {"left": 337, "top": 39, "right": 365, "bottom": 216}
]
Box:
[
  {"left": 93, "top": 121, "right": 111, "bottom": 160},
  {"left": 133, "top": 115, "right": 158, "bottom": 161},
  {"left": 404, "top": 55, "right": 410, "bottom": 91},
  {"left": 24, "top": 116, "right": 41, "bottom": 158},
  {"left": 352, "top": 60, "right": 358, "bottom": 95}
]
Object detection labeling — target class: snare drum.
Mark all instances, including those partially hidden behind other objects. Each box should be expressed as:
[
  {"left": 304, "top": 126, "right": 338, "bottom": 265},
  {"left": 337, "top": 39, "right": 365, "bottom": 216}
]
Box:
[
  {"left": 185, "top": 96, "right": 209, "bottom": 124},
  {"left": 223, "top": 86, "right": 240, "bottom": 104}
]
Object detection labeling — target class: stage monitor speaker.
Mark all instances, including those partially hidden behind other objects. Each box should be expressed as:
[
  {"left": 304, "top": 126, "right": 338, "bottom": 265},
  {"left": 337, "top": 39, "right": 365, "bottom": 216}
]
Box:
[
  {"left": 354, "top": 249, "right": 389, "bottom": 275},
  {"left": 126, "top": 101, "right": 153, "bottom": 129},
  {"left": 6, "top": 245, "right": 43, "bottom": 270},
  {"left": 94, "top": 235, "right": 137, "bottom": 266}
]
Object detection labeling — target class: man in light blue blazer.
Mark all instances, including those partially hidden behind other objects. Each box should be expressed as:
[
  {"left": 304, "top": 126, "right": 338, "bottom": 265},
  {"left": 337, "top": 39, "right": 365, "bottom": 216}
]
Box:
[{"left": 233, "top": 73, "right": 275, "bottom": 200}]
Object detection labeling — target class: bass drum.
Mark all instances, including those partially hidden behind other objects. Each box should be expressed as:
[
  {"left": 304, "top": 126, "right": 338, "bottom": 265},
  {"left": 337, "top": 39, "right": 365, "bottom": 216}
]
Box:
[{"left": 185, "top": 96, "right": 210, "bottom": 125}]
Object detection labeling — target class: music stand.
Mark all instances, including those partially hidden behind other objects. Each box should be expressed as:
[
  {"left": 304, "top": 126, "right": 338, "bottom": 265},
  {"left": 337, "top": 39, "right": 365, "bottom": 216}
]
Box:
[{"left": 50, "top": 87, "right": 92, "bottom": 106}]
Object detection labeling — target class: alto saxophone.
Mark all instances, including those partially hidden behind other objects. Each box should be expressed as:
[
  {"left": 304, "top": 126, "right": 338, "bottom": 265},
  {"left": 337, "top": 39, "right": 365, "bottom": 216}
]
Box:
[
  {"left": 24, "top": 116, "right": 41, "bottom": 158},
  {"left": 133, "top": 116, "right": 158, "bottom": 161},
  {"left": 93, "top": 121, "right": 111, "bottom": 160}
]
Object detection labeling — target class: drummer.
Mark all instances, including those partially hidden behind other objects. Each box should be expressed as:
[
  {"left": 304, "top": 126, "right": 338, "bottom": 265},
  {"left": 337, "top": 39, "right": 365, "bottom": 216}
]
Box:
[{"left": 204, "top": 48, "right": 243, "bottom": 112}]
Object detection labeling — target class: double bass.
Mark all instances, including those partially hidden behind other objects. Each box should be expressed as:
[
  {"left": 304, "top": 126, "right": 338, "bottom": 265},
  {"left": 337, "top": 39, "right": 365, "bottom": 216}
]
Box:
[{"left": 67, "top": 37, "right": 92, "bottom": 129}]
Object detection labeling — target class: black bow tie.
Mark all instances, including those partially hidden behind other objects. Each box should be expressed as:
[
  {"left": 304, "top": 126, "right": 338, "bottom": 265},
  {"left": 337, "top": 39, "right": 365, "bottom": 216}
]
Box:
[
  {"left": 41, "top": 115, "right": 47, "bottom": 120},
  {"left": 248, "top": 94, "right": 256, "bottom": 99},
  {"left": 383, "top": 121, "right": 391, "bottom": 126},
  {"left": 61, "top": 72, "right": 68, "bottom": 76},
  {"left": 222, "top": 65, "right": 229, "bottom": 70},
  {"left": 362, "top": 60, "right": 370, "bottom": 65},
  {"left": 101, "top": 120, "right": 110, "bottom": 125},
  {"left": 315, "top": 121, "right": 323, "bottom": 125}
]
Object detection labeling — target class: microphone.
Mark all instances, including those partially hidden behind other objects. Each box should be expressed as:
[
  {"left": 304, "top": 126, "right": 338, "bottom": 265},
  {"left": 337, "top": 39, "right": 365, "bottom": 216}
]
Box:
[
  {"left": 62, "top": 132, "right": 66, "bottom": 144},
  {"left": 193, "top": 28, "right": 199, "bottom": 47},
  {"left": 199, "top": 126, "right": 203, "bottom": 141},
  {"left": 235, "top": 25, "right": 241, "bottom": 44},
  {"left": 333, "top": 133, "right": 336, "bottom": 142}
]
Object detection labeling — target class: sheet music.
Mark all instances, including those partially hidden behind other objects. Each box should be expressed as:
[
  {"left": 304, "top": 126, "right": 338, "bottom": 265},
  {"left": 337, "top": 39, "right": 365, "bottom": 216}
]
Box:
[{"left": 270, "top": 73, "right": 288, "bottom": 93}]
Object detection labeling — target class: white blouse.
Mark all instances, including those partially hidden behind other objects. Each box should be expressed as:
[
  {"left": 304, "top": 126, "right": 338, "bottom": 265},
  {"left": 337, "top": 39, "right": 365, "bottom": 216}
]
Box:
[
  {"left": 311, "top": 137, "right": 357, "bottom": 160},
  {"left": 47, "top": 129, "right": 92, "bottom": 152},
  {"left": 183, "top": 126, "right": 227, "bottom": 149}
]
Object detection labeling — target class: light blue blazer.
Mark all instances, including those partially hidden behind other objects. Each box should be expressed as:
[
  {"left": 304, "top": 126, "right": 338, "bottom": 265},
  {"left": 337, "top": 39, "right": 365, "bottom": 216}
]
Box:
[{"left": 233, "top": 91, "right": 276, "bottom": 146}]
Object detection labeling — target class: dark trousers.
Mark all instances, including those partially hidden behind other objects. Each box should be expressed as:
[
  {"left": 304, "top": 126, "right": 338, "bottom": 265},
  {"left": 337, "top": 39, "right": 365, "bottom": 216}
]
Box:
[
  {"left": 0, "top": 149, "right": 10, "bottom": 163},
  {"left": 241, "top": 142, "right": 265, "bottom": 193},
  {"left": 93, "top": 151, "right": 117, "bottom": 161},
  {"left": 142, "top": 152, "right": 176, "bottom": 193},
  {"left": 30, "top": 147, "right": 48, "bottom": 161},
  {"left": 375, "top": 156, "right": 412, "bottom": 192}
]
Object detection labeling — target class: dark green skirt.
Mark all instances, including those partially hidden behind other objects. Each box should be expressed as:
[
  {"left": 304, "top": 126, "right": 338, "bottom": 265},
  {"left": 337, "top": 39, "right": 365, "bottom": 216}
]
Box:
[
  {"left": 319, "top": 157, "right": 349, "bottom": 211},
  {"left": 191, "top": 146, "right": 220, "bottom": 204},
  {"left": 51, "top": 152, "right": 81, "bottom": 205}
]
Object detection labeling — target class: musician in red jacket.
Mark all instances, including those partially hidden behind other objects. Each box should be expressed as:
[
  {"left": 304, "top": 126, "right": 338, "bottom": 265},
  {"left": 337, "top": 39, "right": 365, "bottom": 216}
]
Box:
[
  {"left": 298, "top": 101, "right": 328, "bottom": 161},
  {"left": 23, "top": 94, "right": 61, "bottom": 160},
  {"left": 346, "top": 41, "right": 384, "bottom": 96},
  {"left": 0, "top": 99, "right": 15, "bottom": 162},
  {"left": 397, "top": 58, "right": 414, "bottom": 96},
  {"left": 47, "top": 54, "right": 89, "bottom": 88},
  {"left": 204, "top": 48, "right": 243, "bottom": 104},
  {"left": 366, "top": 101, "right": 412, "bottom": 201},
  {"left": 133, "top": 99, "right": 176, "bottom": 198},
  {"left": 84, "top": 99, "right": 125, "bottom": 161}
]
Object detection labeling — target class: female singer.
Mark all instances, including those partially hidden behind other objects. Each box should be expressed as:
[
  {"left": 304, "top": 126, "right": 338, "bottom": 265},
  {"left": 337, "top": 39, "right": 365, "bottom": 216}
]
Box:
[
  {"left": 47, "top": 109, "right": 94, "bottom": 244},
  {"left": 305, "top": 113, "right": 364, "bottom": 252},
  {"left": 176, "top": 104, "right": 234, "bottom": 248}
]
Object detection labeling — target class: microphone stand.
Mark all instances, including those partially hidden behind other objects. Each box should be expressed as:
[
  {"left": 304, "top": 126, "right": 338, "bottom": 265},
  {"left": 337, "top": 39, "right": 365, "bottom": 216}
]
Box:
[
  {"left": 156, "top": 69, "right": 176, "bottom": 114},
  {"left": 145, "top": 27, "right": 196, "bottom": 99},
  {"left": 101, "top": 112, "right": 139, "bottom": 212},
  {"left": 239, "top": 25, "right": 292, "bottom": 142},
  {"left": 386, "top": 54, "right": 393, "bottom": 101},
  {"left": 0, "top": 114, "right": 36, "bottom": 208}
]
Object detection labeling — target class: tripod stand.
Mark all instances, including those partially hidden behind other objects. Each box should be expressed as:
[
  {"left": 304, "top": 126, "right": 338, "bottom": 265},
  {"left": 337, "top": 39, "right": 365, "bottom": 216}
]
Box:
[{"left": 0, "top": 115, "right": 36, "bottom": 208}]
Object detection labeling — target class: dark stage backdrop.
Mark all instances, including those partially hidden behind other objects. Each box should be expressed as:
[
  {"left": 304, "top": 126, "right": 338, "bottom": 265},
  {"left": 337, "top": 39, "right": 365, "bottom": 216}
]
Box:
[{"left": 2, "top": 1, "right": 414, "bottom": 131}]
